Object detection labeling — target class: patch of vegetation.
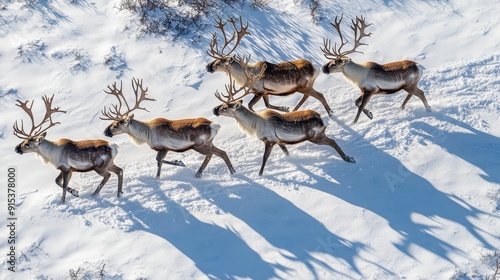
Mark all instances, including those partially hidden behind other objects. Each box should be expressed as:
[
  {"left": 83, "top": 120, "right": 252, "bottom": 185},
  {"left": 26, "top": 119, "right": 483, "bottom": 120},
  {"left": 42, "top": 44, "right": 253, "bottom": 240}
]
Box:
[
  {"left": 482, "top": 250, "right": 500, "bottom": 280},
  {"left": 16, "top": 40, "right": 47, "bottom": 63},
  {"left": 68, "top": 262, "right": 122, "bottom": 280},
  {"left": 104, "top": 46, "right": 128, "bottom": 78}
]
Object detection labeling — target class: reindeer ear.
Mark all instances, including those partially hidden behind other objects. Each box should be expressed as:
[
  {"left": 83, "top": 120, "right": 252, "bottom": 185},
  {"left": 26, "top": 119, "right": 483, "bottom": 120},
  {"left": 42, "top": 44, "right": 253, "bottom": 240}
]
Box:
[
  {"left": 225, "top": 56, "right": 234, "bottom": 65},
  {"left": 36, "top": 132, "right": 47, "bottom": 143},
  {"left": 343, "top": 58, "right": 352, "bottom": 64},
  {"left": 234, "top": 100, "right": 243, "bottom": 109},
  {"left": 123, "top": 113, "right": 134, "bottom": 124}
]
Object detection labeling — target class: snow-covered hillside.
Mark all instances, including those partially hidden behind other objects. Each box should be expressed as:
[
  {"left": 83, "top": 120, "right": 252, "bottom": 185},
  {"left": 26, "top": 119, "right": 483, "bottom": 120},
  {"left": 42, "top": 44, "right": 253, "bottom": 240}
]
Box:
[{"left": 0, "top": 0, "right": 499, "bottom": 279}]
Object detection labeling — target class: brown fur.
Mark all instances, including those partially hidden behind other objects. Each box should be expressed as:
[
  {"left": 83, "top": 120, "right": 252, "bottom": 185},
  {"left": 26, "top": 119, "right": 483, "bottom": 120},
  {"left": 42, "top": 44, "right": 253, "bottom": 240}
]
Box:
[
  {"left": 362, "top": 60, "right": 417, "bottom": 71},
  {"left": 55, "top": 139, "right": 111, "bottom": 149},
  {"left": 260, "top": 110, "right": 321, "bottom": 122},
  {"left": 145, "top": 118, "right": 212, "bottom": 129},
  {"left": 260, "top": 59, "right": 315, "bottom": 83}
]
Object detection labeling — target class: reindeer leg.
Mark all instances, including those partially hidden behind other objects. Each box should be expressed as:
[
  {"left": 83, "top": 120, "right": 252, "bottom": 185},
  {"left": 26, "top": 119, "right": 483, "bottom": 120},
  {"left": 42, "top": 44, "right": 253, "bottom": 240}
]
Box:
[
  {"left": 196, "top": 154, "right": 212, "bottom": 178},
  {"left": 263, "top": 95, "right": 289, "bottom": 112},
  {"left": 55, "top": 171, "right": 79, "bottom": 197},
  {"left": 278, "top": 144, "right": 290, "bottom": 156},
  {"left": 211, "top": 145, "right": 236, "bottom": 174},
  {"left": 259, "top": 142, "right": 275, "bottom": 176},
  {"left": 60, "top": 170, "right": 72, "bottom": 203},
  {"left": 354, "top": 93, "right": 373, "bottom": 123},
  {"left": 401, "top": 93, "right": 412, "bottom": 110},
  {"left": 293, "top": 95, "right": 310, "bottom": 112},
  {"left": 415, "top": 88, "right": 431, "bottom": 112},
  {"left": 193, "top": 145, "right": 213, "bottom": 178},
  {"left": 303, "top": 89, "right": 333, "bottom": 116},
  {"left": 108, "top": 164, "right": 124, "bottom": 197},
  {"left": 155, "top": 149, "right": 169, "bottom": 179},
  {"left": 355, "top": 95, "right": 373, "bottom": 120},
  {"left": 310, "top": 135, "right": 356, "bottom": 163},
  {"left": 92, "top": 170, "right": 111, "bottom": 196},
  {"left": 247, "top": 95, "right": 262, "bottom": 112}
]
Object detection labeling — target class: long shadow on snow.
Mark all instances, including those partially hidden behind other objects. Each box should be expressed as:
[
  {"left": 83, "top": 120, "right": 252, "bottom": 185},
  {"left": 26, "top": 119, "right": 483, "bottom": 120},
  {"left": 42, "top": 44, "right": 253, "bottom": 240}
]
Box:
[
  {"left": 192, "top": 175, "right": 370, "bottom": 278},
  {"left": 293, "top": 115, "right": 499, "bottom": 266},
  {"left": 30, "top": 0, "right": 71, "bottom": 26},
  {"left": 410, "top": 115, "right": 500, "bottom": 185},
  {"left": 117, "top": 177, "right": 278, "bottom": 280}
]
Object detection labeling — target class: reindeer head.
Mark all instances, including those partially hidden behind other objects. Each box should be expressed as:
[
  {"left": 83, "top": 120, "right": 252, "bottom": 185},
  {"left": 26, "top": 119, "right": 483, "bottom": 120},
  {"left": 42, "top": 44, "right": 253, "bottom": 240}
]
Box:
[
  {"left": 212, "top": 56, "right": 263, "bottom": 117},
  {"left": 321, "top": 15, "right": 372, "bottom": 74},
  {"left": 13, "top": 95, "right": 66, "bottom": 155},
  {"left": 205, "top": 16, "right": 250, "bottom": 75},
  {"left": 101, "top": 78, "right": 155, "bottom": 137},
  {"left": 212, "top": 100, "right": 244, "bottom": 118}
]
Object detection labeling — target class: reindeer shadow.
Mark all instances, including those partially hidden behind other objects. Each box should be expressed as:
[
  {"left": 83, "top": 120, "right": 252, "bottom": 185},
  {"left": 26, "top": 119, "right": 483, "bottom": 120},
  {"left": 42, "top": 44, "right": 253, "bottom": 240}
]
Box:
[
  {"left": 191, "top": 174, "right": 376, "bottom": 278},
  {"left": 113, "top": 175, "right": 277, "bottom": 279},
  {"left": 287, "top": 115, "right": 500, "bottom": 267},
  {"left": 409, "top": 115, "right": 500, "bottom": 185}
]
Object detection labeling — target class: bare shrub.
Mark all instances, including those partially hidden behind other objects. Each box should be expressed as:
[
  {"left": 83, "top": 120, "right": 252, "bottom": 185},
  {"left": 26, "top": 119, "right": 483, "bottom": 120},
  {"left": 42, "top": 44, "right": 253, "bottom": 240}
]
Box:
[
  {"left": 293, "top": 0, "right": 323, "bottom": 24},
  {"left": 249, "top": 0, "right": 270, "bottom": 9},
  {"left": 117, "top": 0, "right": 211, "bottom": 39},
  {"left": 482, "top": 250, "right": 500, "bottom": 280},
  {"left": 117, "top": 0, "right": 275, "bottom": 39}
]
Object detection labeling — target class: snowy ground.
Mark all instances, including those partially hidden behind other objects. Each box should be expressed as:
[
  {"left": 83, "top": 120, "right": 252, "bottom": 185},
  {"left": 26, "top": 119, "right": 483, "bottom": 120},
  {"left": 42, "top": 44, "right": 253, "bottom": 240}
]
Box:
[{"left": 0, "top": 0, "right": 499, "bottom": 279}]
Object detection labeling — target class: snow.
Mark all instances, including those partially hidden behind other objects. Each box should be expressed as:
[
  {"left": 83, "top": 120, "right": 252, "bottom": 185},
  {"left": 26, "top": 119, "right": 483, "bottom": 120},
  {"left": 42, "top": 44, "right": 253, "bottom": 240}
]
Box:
[{"left": 1, "top": 0, "right": 499, "bottom": 279}]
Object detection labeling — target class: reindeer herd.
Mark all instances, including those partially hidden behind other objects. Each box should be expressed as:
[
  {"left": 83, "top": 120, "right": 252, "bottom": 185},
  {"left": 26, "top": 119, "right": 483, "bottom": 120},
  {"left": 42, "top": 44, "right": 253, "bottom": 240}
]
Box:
[{"left": 13, "top": 15, "right": 431, "bottom": 203}]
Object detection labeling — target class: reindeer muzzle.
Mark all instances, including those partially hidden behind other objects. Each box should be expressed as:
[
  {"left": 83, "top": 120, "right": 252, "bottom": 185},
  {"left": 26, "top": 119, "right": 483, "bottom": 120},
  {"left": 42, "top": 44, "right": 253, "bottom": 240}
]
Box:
[
  {"left": 206, "top": 62, "right": 214, "bottom": 73},
  {"left": 321, "top": 64, "right": 330, "bottom": 74},
  {"left": 103, "top": 127, "right": 113, "bottom": 138},
  {"left": 15, "top": 145, "right": 23, "bottom": 155},
  {"left": 212, "top": 106, "right": 220, "bottom": 116}
]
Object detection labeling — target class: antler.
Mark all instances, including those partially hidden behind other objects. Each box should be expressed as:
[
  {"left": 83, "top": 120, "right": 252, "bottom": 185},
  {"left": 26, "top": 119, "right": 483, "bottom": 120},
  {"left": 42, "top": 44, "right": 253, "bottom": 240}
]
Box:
[
  {"left": 214, "top": 55, "right": 265, "bottom": 103},
  {"left": 100, "top": 77, "right": 156, "bottom": 121},
  {"left": 321, "top": 15, "right": 372, "bottom": 59},
  {"left": 129, "top": 77, "right": 156, "bottom": 113},
  {"left": 13, "top": 95, "right": 66, "bottom": 139},
  {"left": 100, "top": 80, "right": 125, "bottom": 121},
  {"left": 207, "top": 16, "right": 250, "bottom": 59}
]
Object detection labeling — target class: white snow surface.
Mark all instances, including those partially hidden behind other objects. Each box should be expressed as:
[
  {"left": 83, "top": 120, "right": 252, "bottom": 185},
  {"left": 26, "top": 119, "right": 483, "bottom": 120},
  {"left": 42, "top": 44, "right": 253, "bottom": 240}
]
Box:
[{"left": 0, "top": 0, "right": 499, "bottom": 279}]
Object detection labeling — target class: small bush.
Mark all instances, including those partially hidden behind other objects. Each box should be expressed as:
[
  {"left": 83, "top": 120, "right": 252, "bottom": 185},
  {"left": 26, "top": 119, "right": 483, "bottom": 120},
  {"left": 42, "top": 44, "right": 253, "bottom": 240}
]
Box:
[{"left": 482, "top": 250, "right": 500, "bottom": 280}]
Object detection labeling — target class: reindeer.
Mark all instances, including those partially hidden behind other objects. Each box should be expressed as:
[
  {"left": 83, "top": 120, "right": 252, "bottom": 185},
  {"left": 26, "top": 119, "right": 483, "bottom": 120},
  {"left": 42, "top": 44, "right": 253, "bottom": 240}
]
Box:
[
  {"left": 206, "top": 16, "right": 334, "bottom": 116},
  {"left": 101, "top": 77, "right": 236, "bottom": 179},
  {"left": 321, "top": 15, "right": 431, "bottom": 123},
  {"left": 13, "top": 95, "right": 123, "bottom": 203},
  {"left": 211, "top": 57, "right": 355, "bottom": 176}
]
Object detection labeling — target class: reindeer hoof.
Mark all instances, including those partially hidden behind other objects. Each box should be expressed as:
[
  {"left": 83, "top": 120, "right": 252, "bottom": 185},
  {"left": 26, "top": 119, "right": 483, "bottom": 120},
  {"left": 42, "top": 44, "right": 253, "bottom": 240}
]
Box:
[
  {"left": 426, "top": 107, "right": 432, "bottom": 112},
  {"left": 195, "top": 173, "right": 202, "bottom": 178},
  {"left": 69, "top": 189, "right": 79, "bottom": 197},
  {"left": 91, "top": 192, "right": 99, "bottom": 197},
  {"left": 344, "top": 156, "right": 356, "bottom": 163},
  {"left": 117, "top": 191, "right": 123, "bottom": 198}
]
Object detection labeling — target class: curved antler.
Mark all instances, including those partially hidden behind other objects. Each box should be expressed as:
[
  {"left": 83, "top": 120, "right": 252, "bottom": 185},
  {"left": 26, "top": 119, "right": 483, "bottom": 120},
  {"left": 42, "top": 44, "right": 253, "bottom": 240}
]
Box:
[
  {"left": 13, "top": 94, "right": 66, "bottom": 139},
  {"left": 214, "top": 55, "right": 265, "bottom": 103},
  {"left": 100, "top": 77, "right": 156, "bottom": 121},
  {"left": 321, "top": 15, "right": 372, "bottom": 59},
  {"left": 207, "top": 16, "right": 250, "bottom": 59}
]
